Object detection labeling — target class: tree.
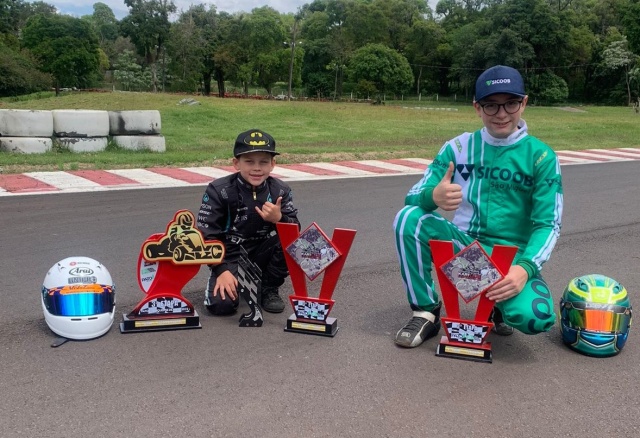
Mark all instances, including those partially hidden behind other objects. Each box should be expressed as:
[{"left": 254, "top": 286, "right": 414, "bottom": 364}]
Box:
[
  {"left": 90, "top": 2, "right": 118, "bottom": 44},
  {"left": 237, "top": 7, "right": 288, "bottom": 96},
  {"left": 600, "top": 37, "right": 639, "bottom": 105},
  {"left": 22, "top": 14, "right": 101, "bottom": 94},
  {"left": 120, "top": 0, "right": 176, "bottom": 92},
  {"left": 347, "top": 43, "right": 414, "bottom": 96},
  {"left": 113, "top": 49, "right": 152, "bottom": 91},
  {"left": 167, "top": 6, "right": 208, "bottom": 92}
]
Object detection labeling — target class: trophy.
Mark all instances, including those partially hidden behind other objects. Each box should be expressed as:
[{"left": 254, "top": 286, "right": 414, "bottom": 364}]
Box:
[
  {"left": 120, "top": 210, "right": 224, "bottom": 333},
  {"left": 430, "top": 240, "right": 517, "bottom": 363},
  {"left": 276, "top": 222, "right": 356, "bottom": 337},
  {"left": 237, "top": 247, "right": 264, "bottom": 327}
]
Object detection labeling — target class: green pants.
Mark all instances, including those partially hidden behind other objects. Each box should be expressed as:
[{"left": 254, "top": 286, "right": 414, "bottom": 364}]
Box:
[{"left": 393, "top": 206, "right": 555, "bottom": 335}]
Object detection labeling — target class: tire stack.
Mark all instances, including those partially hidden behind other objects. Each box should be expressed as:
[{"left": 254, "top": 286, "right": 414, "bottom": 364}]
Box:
[
  {"left": 108, "top": 110, "right": 165, "bottom": 152},
  {"left": 0, "top": 109, "right": 54, "bottom": 153},
  {"left": 53, "top": 110, "right": 109, "bottom": 152}
]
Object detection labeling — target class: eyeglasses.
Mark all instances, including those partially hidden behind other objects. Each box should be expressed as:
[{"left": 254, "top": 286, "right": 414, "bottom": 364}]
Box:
[{"left": 478, "top": 100, "right": 523, "bottom": 116}]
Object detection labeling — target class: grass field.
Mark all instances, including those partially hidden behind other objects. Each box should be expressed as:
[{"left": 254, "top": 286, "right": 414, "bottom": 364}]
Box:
[{"left": 1, "top": 91, "right": 638, "bottom": 174}]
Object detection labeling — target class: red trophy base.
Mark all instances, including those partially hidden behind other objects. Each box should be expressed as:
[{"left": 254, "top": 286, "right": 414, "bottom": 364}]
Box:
[
  {"left": 283, "top": 295, "right": 338, "bottom": 337},
  {"left": 284, "top": 315, "right": 339, "bottom": 337}
]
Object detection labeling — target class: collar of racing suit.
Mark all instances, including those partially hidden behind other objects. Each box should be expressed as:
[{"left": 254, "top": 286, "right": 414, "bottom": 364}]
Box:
[
  {"left": 480, "top": 119, "right": 529, "bottom": 147},
  {"left": 236, "top": 174, "right": 270, "bottom": 201}
]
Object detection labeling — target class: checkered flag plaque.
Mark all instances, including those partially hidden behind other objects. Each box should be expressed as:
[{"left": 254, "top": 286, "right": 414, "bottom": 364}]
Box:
[
  {"left": 292, "top": 299, "right": 332, "bottom": 321},
  {"left": 138, "top": 296, "right": 192, "bottom": 315},
  {"left": 445, "top": 321, "right": 488, "bottom": 344}
]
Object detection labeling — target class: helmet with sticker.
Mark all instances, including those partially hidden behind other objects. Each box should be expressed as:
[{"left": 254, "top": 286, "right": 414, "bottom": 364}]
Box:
[{"left": 41, "top": 257, "right": 116, "bottom": 340}]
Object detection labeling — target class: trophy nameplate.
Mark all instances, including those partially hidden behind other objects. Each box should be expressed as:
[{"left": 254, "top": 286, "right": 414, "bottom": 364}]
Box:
[
  {"left": 430, "top": 240, "right": 517, "bottom": 363},
  {"left": 120, "top": 210, "right": 224, "bottom": 333},
  {"left": 277, "top": 222, "right": 356, "bottom": 337}
]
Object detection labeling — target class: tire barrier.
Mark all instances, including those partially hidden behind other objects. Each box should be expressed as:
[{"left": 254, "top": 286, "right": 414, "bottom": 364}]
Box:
[
  {"left": 0, "top": 109, "right": 165, "bottom": 154},
  {"left": 0, "top": 137, "right": 52, "bottom": 154},
  {"left": 52, "top": 109, "right": 110, "bottom": 137},
  {"left": 108, "top": 110, "right": 161, "bottom": 135},
  {"left": 112, "top": 135, "right": 166, "bottom": 152},
  {"left": 55, "top": 137, "right": 109, "bottom": 153},
  {"left": 0, "top": 109, "right": 54, "bottom": 137}
]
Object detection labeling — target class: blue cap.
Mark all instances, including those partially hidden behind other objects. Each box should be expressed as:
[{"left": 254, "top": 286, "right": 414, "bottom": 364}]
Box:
[{"left": 475, "top": 65, "right": 525, "bottom": 101}]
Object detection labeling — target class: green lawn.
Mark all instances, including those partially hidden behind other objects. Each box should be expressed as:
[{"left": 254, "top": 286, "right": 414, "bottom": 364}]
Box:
[{"left": 1, "top": 91, "right": 638, "bottom": 174}]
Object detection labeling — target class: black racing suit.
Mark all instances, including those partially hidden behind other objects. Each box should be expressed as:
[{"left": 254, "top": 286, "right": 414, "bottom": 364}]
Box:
[{"left": 197, "top": 173, "right": 300, "bottom": 315}]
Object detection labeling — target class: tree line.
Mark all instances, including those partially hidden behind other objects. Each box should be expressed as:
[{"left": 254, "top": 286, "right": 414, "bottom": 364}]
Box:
[{"left": 1, "top": 0, "right": 639, "bottom": 105}]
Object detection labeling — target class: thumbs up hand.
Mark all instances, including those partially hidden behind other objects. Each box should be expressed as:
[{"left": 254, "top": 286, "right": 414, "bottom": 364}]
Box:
[{"left": 432, "top": 162, "right": 462, "bottom": 211}]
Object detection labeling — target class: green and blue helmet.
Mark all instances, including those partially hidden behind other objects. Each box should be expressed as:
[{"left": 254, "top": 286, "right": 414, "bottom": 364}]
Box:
[{"left": 560, "top": 274, "right": 632, "bottom": 357}]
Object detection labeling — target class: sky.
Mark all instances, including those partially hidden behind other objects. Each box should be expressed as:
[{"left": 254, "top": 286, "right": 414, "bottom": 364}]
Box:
[{"left": 34, "top": 0, "right": 310, "bottom": 20}]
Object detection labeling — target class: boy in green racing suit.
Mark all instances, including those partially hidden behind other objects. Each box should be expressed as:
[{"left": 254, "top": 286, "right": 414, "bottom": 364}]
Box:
[{"left": 394, "top": 65, "right": 563, "bottom": 348}]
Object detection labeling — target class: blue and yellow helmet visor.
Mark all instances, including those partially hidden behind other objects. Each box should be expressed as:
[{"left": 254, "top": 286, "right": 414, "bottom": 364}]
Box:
[{"left": 42, "top": 284, "right": 115, "bottom": 317}]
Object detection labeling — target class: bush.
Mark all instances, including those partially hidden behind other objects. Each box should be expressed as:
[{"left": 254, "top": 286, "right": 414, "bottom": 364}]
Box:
[
  {"left": 528, "top": 71, "right": 569, "bottom": 105},
  {"left": 0, "top": 41, "right": 53, "bottom": 97}
]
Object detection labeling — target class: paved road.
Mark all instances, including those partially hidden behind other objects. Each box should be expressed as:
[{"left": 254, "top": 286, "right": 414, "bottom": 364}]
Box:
[
  {"left": 1, "top": 161, "right": 639, "bottom": 437},
  {"left": 1, "top": 148, "right": 640, "bottom": 196}
]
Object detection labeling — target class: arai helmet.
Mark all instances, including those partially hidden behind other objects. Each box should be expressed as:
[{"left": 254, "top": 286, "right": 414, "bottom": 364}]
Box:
[
  {"left": 560, "top": 274, "right": 632, "bottom": 357},
  {"left": 41, "top": 257, "right": 116, "bottom": 340}
]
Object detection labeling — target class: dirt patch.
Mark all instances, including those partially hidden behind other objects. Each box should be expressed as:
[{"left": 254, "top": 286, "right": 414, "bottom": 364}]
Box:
[{"left": 554, "top": 106, "right": 587, "bottom": 113}]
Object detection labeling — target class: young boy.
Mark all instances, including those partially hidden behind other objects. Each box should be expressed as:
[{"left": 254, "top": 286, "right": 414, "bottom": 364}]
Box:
[
  {"left": 393, "top": 65, "right": 563, "bottom": 348},
  {"left": 197, "top": 129, "right": 300, "bottom": 315}
]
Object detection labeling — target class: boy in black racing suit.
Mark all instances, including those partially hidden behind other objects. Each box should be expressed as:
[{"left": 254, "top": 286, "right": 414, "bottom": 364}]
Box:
[{"left": 197, "top": 129, "right": 300, "bottom": 315}]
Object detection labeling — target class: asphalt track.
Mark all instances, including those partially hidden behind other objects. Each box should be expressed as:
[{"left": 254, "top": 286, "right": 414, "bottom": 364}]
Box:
[
  {"left": 2, "top": 147, "right": 640, "bottom": 196},
  {"left": 1, "top": 160, "right": 639, "bottom": 438}
]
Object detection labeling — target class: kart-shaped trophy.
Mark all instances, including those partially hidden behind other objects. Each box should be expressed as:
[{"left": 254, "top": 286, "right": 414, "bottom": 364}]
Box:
[
  {"left": 430, "top": 240, "right": 517, "bottom": 363},
  {"left": 120, "top": 210, "right": 224, "bottom": 333},
  {"left": 277, "top": 222, "right": 356, "bottom": 337}
]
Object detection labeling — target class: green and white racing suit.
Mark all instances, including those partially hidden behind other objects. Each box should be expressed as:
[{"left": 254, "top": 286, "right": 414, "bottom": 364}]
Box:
[{"left": 393, "top": 120, "right": 563, "bottom": 334}]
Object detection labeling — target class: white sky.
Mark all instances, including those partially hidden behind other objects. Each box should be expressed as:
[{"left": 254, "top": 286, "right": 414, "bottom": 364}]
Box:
[{"left": 35, "top": 0, "right": 309, "bottom": 20}]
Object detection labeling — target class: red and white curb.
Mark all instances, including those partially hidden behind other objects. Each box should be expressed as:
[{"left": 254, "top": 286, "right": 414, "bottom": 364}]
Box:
[{"left": 1, "top": 148, "right": 639, "bottom": 197}]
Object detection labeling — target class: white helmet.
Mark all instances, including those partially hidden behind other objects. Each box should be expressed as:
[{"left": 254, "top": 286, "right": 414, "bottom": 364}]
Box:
[{"left": 41, "top": 257, "right": 116, "bottom": 340}]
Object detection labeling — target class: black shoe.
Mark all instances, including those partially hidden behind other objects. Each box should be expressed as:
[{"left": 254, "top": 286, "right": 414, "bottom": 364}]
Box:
[
  {"left": 261, "top": 287, "right": 285, "bottom": 313},
  {"left": 395, "top": 303, "right": 442, "bottom": 348},
  {"left": 490, "top": 307, "right": 514, "bottom": 336}
]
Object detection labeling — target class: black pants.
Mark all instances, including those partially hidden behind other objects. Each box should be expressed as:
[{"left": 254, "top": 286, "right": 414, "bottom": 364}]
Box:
[{"left": 204, "top": 234, "right": 288, "bottom": 315}]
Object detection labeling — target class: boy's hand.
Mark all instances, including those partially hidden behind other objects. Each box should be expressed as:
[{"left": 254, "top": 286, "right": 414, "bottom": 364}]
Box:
[
  {"left": 214, "top": 270, "right": 238, "bottom": 300},
  {"left": 256, "top": 196, "right": 283, "bottom": 223},
  {"left": 432, "top": 162, "right": 462, "bottom": 211},
  {"left": 485, "top": 265, "right": 528, "bottom": 302}
]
